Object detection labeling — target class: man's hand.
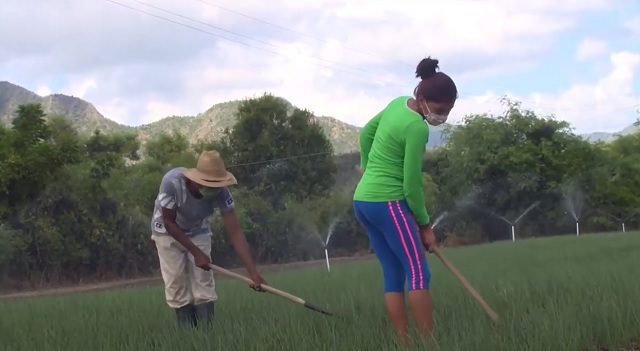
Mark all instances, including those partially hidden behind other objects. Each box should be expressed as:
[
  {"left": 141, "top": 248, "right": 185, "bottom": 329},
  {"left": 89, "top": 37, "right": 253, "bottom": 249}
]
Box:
[
  {"left": 249, "top": 271, "right": 267, "bottom": 292},
  {"left": 420, "top": 225, "right": 437, "bottom": 253},
  {"left": 193, "top": 250, "right": 212, "bottom": 271}
]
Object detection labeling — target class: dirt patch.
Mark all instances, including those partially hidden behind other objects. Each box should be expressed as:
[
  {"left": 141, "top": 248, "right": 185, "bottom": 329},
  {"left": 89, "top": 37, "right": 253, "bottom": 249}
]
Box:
[
  {"left": 581, "top": 337, "right": 640, "bottom": 351},
  {"left": 0, "top": 255, "right": 375, "bottom": 301},
  {"left": 606, "top": 337, "right": 640, "bottom": 351}
]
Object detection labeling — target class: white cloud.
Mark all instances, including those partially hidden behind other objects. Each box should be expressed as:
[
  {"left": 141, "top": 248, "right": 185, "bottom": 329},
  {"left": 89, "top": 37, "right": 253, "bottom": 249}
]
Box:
[
  {"left": 0, "top": 0, "right": 635, "bottom": 135},
  {"left": 576, "top": 38, "right": 609, "bottom": 61},
  {"left": 35, "top": 85, "right": 51, "bottom": 96},
  {"left": 625, "top": 16, "right": 640, "bottom": 35},
  {"left": 61, "top": 78, "right": 98, "bottom": 99},
  {"left": 484, "top": 51, "right": 640, "bottom": 134},
  {"left": 142, "top": 101, "right": 186, "bottom": 125}
]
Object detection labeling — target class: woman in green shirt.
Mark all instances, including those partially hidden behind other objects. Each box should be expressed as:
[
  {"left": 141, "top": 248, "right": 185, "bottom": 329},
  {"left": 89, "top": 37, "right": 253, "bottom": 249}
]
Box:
[{"left": 353, "top": 57, "right": 457, "bottom": 348}]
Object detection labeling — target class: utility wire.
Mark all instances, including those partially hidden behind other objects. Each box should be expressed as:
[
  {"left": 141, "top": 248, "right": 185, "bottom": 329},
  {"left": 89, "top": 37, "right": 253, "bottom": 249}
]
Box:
[
  {"left": 221, "top": 103, "right": 640, "bottom": 168},
  {"left": 195, "top": 0, "right": 415, "bottom": 68},
  {"left": 104, "top": 0, "right": 406, "bottom": 88},
  {"left": 227, "top": 151, "right": 331, "bottom": 168},
  {"left": 221, "top": 102, "right": 639, "bottom": 169},
  {"left": 104, "top": 0, "right": 640, "bottom": 123},
  {"left": 130, "top": 0, "right": 374, "bottom": 75}
]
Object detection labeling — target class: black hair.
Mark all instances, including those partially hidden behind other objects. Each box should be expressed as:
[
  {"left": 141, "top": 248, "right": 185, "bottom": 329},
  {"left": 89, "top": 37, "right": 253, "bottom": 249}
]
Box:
[{"left": 413, "top": 57, "right": 458, "bottom": 104}]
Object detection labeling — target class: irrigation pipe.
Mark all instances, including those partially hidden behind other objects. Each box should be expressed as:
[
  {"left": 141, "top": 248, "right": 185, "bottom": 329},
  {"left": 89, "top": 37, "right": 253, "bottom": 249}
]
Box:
[{"left": 208, "top": 264, "right": 333, "bottom": 316}]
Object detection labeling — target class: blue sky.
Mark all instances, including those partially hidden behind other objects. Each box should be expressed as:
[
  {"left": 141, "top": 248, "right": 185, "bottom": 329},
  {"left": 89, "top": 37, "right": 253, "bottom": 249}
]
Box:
[
  {"left": 1, "top": 0, "right": 639, "bottom": 134},
  {"left": 461, "top": 4, "right": 639, "bottom": 114}
]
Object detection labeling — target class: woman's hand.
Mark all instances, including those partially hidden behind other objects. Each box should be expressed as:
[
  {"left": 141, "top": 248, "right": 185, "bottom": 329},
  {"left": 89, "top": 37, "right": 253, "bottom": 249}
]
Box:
[{"left": 420, "top": 225, "right": 436, "bottom": 253}]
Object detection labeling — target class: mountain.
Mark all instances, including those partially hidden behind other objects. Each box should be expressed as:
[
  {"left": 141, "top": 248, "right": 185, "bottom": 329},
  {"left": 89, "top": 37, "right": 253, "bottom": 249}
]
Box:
[
  {"left": 618, "top": 122, "right": 640, "bottom": 136},
  {"left": 0, "top": 81, "right": 451, "bottom": 154},
  {"left": 1, "top": 81, "right": 635, "bottom": 155},
  {"left": 0, "top": 82, "right": 366, "bottom": 154},
  {"left": 135, "top": 100, "right": 367, "bottom": 154},
  {"left": 581, "top": 132, "right": 614, "bottom": 142},
  {"left": 138, "top": 100, "right": 450, "bottom": 153},
  {"left": 0, "top": 81, "right": 133, "bottom": 135},
  {"left": 580, "top": 122, "right": 640, "bottom": 142}
]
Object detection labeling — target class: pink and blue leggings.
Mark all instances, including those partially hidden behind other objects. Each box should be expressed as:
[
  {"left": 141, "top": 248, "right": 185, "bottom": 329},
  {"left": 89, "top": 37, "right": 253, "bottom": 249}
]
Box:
[{"left": 354, "top": 200, "right": 431, "bottom": 292}]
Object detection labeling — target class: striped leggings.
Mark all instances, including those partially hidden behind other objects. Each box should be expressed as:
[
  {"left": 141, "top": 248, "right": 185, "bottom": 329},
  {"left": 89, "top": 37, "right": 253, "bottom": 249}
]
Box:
[{"left": 354, "top": 200, "right": 431, "bottom": 292}]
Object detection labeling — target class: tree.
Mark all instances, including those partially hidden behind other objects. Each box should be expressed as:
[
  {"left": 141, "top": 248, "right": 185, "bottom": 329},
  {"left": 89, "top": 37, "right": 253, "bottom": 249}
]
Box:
[
  {"left": 0, "top": 104, "right": 82, "bottom": 220},
  {"left": 219, "top": 93, "right": 336, "bottom": 205},
  {"left": 589, "top": 133, "right": 640, "bottom": 227},
  {"left": 1, "top": 94, "right": 638, "bottom": 289},
  {"left": 430, "top": 98, "right": 602, "bottom": 241},
  {"left": 144, "top": 130, "right": 191, "bottom": 166},
  {"left": 85, "top": 129, "right": 140, "bottom": 182}
]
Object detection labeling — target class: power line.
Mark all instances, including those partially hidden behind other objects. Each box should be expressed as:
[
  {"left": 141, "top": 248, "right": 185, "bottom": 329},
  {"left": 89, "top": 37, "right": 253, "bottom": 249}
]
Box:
[
  {"left": 130, "top": 0, "right": 374, "bottom": 75},
  {"left": 104, "top": 0, "right": 406, "bottom": 88},
  {"left": 104, "top": 0, "right": 640, "bottom": 119},
  {"left": 217, "top": 103, "right": 639, "bottom": 168},
  {"left": 227, "top": 151, "right": 331, "bottom": 168},
  {"left": 102, "top": 0, "right": 547, "bottom": 101},
  {"left": 195, "top": 0, "right": 415, "bottom": 68}
]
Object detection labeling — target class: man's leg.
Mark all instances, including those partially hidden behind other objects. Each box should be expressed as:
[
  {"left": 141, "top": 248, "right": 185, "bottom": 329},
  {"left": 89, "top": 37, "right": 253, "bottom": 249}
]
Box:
[
  {"left": 153, "top": 235, "right": 196, "bottom": 327},
  {"left": 188, "top": 234, "right": 217, "bottom": 326}
]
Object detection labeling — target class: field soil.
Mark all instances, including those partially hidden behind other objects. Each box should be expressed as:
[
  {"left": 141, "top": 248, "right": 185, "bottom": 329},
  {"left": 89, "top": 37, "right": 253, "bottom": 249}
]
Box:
[
  {"left": 596, "top": 337, "right": 640, "bottom": 351},
  {"left": 0, "top": 254, "right": 375, "bottom": 300}
]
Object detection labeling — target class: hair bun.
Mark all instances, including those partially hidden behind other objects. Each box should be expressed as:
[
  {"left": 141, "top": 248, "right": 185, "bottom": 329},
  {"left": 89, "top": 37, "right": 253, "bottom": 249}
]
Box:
[{"left": 415, "top": 57, "right": 439, "bottom": 79}]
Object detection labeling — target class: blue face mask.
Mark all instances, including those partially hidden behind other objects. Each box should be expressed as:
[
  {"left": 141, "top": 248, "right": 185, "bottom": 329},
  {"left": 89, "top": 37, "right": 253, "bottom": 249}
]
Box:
[{"left": 200, "top": 187, "right": 221, "bottom": 199}]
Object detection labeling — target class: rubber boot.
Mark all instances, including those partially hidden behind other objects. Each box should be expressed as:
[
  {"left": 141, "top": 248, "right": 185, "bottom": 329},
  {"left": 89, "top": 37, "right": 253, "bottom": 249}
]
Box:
[
  {"left": 175, "top": 304, "right": 197, "bottom": 327},
  {"left": 194, "top": 301, "right": 215, "bottom": 326}
]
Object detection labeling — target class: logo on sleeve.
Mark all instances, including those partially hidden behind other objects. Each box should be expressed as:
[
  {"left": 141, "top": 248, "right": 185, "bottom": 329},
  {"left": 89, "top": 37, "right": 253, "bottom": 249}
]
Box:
[
  {"left": 226, "top": 197, "right": 234, "bottom": 206},
  {"left": 154, "top": 221, "right": 166, "bottom": 233}
]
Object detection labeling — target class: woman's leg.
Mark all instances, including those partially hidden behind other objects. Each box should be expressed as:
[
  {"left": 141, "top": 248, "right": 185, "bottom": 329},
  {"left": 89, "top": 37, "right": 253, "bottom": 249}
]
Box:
[
  {"left": 385, "top": 200, "right": 434, "bottom": 342},
  {"left": 354, "top": 201, "right": 411, "bottom": 348}
]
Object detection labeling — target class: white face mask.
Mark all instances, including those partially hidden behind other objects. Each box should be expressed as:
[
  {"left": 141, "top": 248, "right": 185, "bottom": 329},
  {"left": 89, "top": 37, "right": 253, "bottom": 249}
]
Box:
[{"left": 420, "top": 101, "right": 448, "bottom": 126}]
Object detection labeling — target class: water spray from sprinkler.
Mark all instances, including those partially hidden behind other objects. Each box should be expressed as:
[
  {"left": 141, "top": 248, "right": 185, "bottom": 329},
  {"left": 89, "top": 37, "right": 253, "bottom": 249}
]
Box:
[
  {"left": 603, "top": 210, "right": 639, "bottom": 233},
  {"left": 431, "top": 211, "right": 449, "bottom": 229},
  {"left": 480, "top": 201, "right": 540, "bottom": 241},
  {"left": 562, "top": 181, "right": 585, "bottom": 236},
  {"left": 315, "top": 217, "right": 340, "bottom": 272}
]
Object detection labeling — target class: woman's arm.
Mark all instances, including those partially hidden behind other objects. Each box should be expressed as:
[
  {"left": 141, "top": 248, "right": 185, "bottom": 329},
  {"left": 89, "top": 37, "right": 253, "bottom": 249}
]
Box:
[
  {"left": 359, "top": 110, "right": 383, "bottom": 170},
  {"left": 402, "top": 121, "right": 430, "bottom": 226}
]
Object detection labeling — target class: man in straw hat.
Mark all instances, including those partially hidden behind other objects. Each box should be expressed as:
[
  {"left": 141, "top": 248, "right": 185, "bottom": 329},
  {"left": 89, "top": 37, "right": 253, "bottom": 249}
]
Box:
[{"left": 150, "top": 150, "right": 266, "bottom": 327}]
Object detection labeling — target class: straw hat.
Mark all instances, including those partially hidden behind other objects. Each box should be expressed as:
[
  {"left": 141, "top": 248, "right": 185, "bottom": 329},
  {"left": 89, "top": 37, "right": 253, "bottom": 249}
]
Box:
[{"left": 183, "top": 150, "right": 237, "bottom": 188}]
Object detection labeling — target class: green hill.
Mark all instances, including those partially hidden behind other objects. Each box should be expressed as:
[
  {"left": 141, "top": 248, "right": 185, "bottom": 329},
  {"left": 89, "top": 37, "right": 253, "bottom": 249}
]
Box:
[{"left": 1, "top": 81, "right": 635, "bottom": 154}]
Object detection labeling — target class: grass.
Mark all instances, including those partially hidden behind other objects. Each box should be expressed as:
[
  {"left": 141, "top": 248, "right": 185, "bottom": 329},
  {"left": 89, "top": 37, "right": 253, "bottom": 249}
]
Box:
[{"left": 1, "top": 232, "right": 639, "bottom": 351}]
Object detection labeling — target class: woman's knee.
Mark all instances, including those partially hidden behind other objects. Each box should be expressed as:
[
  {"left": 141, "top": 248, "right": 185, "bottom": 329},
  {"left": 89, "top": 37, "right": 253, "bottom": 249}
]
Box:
[
  {"left": 382, "top": 261, "right": 406, "bottom": 293},
  {"left": 407, "top": 261, "right": 431, "bottom": 291}
]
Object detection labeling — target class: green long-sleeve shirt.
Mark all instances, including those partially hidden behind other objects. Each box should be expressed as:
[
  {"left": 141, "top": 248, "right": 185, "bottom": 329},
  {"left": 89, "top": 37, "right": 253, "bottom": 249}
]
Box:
[{"left": 353, "top": 96, "right": 430, "bottom": 225}]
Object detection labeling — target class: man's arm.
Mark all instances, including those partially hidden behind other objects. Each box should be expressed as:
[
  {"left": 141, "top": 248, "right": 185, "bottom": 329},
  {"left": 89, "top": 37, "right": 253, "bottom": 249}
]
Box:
[
  {"left": 221, "top": 210, "right": 260, "bottom": 277},
  {"left": 157, "top": 177, "right": 205, "bottom": 258},
  {"left": 359, "top": 110, "right": 383, "bottom": 170},
  {"left": 217, "top": 188, "right": 260, "bottom": 277},
  {"left": 162, "top": 207, "right": 206, "bottom": 258},
  {"left": 403, "top": 121, "right": 430, "bottom": 226}
]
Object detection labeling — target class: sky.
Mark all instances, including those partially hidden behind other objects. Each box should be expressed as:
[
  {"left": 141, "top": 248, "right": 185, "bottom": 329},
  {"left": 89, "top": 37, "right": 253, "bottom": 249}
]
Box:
[{"left": 1, "top": 0, "right": 639, "bottom": 134}]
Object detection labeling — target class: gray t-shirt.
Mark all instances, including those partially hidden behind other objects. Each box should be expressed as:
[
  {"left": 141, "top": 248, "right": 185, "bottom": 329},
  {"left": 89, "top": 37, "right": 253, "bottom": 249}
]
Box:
[{"left": 150, "top": 167, "right": 235, "bottom": 237}]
